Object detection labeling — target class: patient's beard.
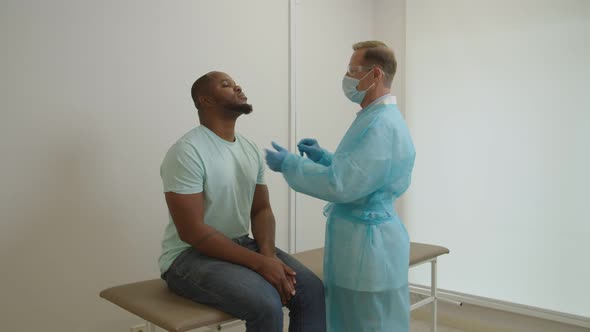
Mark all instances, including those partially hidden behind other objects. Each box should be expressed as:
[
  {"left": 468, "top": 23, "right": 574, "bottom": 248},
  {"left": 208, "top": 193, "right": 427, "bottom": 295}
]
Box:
[{"left": 226, "top": 102, "right": 253, "bottom": 115}]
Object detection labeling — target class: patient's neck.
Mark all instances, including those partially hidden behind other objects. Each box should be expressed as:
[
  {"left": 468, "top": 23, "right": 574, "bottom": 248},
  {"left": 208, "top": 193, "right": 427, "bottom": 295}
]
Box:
[{"left": 199, "top": 113, "right": 238, "bottom": 142}]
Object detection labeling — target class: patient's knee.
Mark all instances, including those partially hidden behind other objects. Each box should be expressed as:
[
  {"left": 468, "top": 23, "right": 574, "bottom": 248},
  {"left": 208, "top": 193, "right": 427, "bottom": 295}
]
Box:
[{"left": 246, "top": 293, "right": 283, "bottom": 326}]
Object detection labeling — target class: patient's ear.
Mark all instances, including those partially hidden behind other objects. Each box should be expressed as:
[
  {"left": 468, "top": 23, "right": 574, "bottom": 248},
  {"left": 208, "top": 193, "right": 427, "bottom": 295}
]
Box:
[{"left": 199, "top": 95, "right": 212, "bottom": 107}]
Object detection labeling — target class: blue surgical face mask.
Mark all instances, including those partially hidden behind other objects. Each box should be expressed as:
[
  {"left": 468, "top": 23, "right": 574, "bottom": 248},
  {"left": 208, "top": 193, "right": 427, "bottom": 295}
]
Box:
[{"left": 342, "top": 69, "right": 374, "bottom": 104}]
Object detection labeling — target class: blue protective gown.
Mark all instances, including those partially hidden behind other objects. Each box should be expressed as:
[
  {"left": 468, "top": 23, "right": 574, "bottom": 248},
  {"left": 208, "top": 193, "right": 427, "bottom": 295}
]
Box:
[{"left": 281, "top": 95, "right": 415, "bottom": 331}]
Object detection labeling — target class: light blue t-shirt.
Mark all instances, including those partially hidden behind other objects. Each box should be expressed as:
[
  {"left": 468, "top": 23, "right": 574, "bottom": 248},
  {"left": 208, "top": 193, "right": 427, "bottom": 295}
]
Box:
[{"left": 158, "top": 125, "right": 265, "bottom": 274}]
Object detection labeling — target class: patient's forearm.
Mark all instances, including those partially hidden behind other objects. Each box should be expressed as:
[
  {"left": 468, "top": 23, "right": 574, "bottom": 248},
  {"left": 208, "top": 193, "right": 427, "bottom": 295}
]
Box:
[
  {"left": 184, "top": 223, "right": 263, "bottom": 270},
  {"left": 251, "top": 208, "right": 277, "bottom": 256}
]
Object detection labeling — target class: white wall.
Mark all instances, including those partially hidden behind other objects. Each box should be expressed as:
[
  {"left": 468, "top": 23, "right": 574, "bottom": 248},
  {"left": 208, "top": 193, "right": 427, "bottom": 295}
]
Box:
[
  {"left": 372, "top": 0, "right": 409, "bottom": 221},
  {"left": 0, "top": 1, "right": 290, "bottom": 331},
  {"left": 373, "top": 0, "right": 406, "bottom": 114},
  {"left": 293, "top": 0, "right": 409, "bottom": 252},
  {"left": 404, "top": 0, "right": 590, "bottom": 317},
  {"left": 4, "top": 0, "right": 586, "bottom": 330},
  {"left": 292, "top": 0, "right": 376, "bottom": 251}
]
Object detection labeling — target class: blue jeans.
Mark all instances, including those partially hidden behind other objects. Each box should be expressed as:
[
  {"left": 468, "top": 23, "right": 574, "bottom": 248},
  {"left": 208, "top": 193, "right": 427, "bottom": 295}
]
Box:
[{"left": 163, "top": 236, "right": 326, "bottom": 332}]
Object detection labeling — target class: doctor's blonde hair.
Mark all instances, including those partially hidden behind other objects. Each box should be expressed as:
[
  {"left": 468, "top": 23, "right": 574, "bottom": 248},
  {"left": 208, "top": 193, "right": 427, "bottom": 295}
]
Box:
[{"left": 353, "top": 40, "right": 397, "bottom": 87}]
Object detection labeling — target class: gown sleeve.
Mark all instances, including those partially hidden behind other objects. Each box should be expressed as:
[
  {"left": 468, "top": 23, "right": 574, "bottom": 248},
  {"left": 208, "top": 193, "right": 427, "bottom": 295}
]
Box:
[{"left": 282, "top": 118, "right": 414, "bottom": 203}]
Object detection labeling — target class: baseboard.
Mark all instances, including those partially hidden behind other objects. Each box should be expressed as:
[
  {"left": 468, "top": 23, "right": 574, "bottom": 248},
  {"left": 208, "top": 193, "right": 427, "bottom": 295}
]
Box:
[{"left": 409, "top": 284, "right": 590, "bottom": 329}]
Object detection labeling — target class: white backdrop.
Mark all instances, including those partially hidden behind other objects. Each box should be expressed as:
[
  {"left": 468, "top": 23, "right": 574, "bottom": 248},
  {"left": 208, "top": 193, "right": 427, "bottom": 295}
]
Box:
[
  {"left": 2, "top": 1, "right": 588, "bottom": 331},
  {"left": 0, "top": 1, "right": 290, "bottom": 331},
  {"left": 292, "top": 0, "right": 376, "bottom": 252},
  {"left": 404, "top": 0, "right": 590, "bottom": 317},
  {"left": 292, "top": 0, "right": 409, "bottom": 252}
]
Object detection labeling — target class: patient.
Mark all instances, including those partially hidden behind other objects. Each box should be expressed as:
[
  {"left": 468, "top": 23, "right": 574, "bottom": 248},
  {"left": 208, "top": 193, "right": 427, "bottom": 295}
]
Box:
[{"left": 158, "top": 71, "right": 326, "bottom": 332}]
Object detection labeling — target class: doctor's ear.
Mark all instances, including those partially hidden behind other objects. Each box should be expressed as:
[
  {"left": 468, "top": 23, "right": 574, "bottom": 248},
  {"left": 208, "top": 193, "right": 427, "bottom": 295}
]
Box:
[{"left": 373, "top": 67, "right": 384, "bottom": 80}]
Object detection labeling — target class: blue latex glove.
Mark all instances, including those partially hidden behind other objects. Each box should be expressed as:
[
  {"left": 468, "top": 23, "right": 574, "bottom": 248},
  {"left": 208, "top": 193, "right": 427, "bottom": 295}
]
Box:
[
  {"left": 297, "top": 138, "right": 324, "bottom": 162},
  {"left": 265, "top": 141, "right": 289, "bottom": 172}
]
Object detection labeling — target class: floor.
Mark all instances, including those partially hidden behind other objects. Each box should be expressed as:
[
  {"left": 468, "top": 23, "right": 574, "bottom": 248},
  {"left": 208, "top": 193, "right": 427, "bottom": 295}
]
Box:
[
  {"left": 409, "top": 300, "right": 589, "bottom": 332},
  {"left": 170, "top": 298, "right": 590, "bottom": 332}
]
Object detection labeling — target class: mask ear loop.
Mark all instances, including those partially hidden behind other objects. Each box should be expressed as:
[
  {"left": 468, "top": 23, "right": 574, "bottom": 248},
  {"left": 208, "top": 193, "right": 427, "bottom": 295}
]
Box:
[{"left": 358, "top": 67, "right": 376, "bottom": 92}]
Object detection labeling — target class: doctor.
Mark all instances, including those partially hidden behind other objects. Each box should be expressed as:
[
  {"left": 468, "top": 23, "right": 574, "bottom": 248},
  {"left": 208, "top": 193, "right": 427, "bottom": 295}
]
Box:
[{"left": 265, "top": 40, "right": 416, "bottom": 331}]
